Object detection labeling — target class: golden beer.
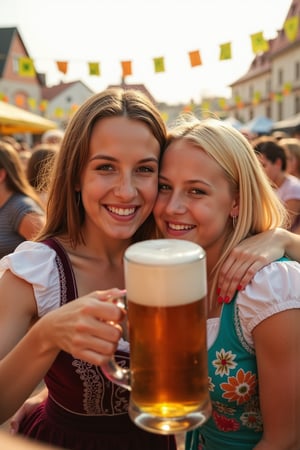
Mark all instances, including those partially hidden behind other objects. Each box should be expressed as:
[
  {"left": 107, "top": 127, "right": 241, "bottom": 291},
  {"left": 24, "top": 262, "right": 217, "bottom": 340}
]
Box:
[
  {"left": 124, "top": 239, "right": 211, "bottom": 434},
  {"left": 128, "top": 298, "right": 209, "bottom": 417}
]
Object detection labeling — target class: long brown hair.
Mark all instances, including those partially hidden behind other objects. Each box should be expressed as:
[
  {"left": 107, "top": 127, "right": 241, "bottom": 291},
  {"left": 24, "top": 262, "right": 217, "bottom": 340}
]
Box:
[
  {"left": 0, "top": 140, "right": 44, "bottom": 209},
  {"left": 37, "top": 88, "right": 167, "bottom": 247}
]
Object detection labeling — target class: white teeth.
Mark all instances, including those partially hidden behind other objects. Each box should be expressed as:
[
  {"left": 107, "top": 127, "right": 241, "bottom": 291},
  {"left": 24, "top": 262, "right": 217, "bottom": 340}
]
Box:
[
  {"left": 107, "top": 206, "right": 136, "bottom": 216},
  {"left": 168, "top": 223, "right": 193, "bottom": 230}
]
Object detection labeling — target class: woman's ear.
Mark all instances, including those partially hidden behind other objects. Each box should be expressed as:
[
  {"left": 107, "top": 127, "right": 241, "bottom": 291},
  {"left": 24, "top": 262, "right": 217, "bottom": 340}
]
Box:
[{"left": 230, "top": 195, "right": 240, "bottom": 219}]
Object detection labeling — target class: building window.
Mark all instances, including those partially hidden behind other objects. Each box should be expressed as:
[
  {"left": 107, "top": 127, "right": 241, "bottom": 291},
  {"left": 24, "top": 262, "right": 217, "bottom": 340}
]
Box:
[
  {"left": 277, "top": 101, "right": 283, "bottom": 121},
  {"left": 249, "top": 85, "right": 254, "bottom": 101},
  {"left": 12, "top": 54, "right": 19, "bottom": 74},
  {"left": 266, "top": 79, "right": 271, "bottom": 95},
  {"left": 295, "top": 95, "right": 300, "bottom": 114},
  {"left": 296, "top": 62, "right": 300, "bottom": 80},
  {"left": 278, "top": 69, "right": 283, "bottom": 86}
]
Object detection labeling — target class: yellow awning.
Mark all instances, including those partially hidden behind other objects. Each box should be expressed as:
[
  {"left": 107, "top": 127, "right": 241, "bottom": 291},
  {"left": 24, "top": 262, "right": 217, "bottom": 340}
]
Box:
[{"left": 0, "top": 101, "right": 57, "bottom": 134}]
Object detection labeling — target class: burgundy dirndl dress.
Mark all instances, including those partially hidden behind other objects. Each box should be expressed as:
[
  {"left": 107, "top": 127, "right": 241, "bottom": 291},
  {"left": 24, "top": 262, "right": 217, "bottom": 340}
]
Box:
[{"left": 19, "top": 238, "right": 176, "bottom": 450}]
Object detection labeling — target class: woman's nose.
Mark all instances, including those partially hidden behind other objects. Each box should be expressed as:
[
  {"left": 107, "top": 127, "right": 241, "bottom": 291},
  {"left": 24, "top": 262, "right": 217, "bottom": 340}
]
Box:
[
  {"left": 114, "top": 176, "right": 137, "bottom": 199},
  {"left": 165, "top": 193, "right": 186, "bottom": 214}
]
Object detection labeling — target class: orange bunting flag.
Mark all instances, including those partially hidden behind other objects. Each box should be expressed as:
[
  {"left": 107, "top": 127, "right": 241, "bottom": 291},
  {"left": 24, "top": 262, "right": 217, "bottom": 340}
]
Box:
[
  {"left": 56, "top": 61, "right": 68, "bottom": 74},
  {"left": 250, "top": 32, "right": 269, "bottom": 54},
  {"left": 18, "top": 57, "right": 35, "bottom": 77},
  {"left": 284, "top": 16, "right": 299, "bottom": 42},
  {"left": 121, "top": 61, "right": 132, "bottom": 77},
  {"left": 153, "top": 57, "right": 165, "bottom": 73},
  {"left": 219, "top": 42, "right": 232, "bottom": 60},
  {"left": 88, "top": 62, "right": 100, "bottom": 76},
  {"left": 188, "top": 50, "right": 202, "bottom": 67},
  {"left": 39, "top": 100, "right": 48, "bottom": 112},
  {"left": 15, "top": 94, "right": 25, "bottom": 107}
]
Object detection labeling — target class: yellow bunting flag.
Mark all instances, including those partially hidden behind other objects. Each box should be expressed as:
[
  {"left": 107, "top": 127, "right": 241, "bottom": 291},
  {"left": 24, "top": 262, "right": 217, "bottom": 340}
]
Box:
[
  {"left": 219, "top": 42, "right": 232, "bottom": 60},
  {"left": 284, "top": 16, "right": 299, "bottom": 42},
  {"left": 56, "top": 61, "right": 68, "bottom": 74},
  {"left": 283, "top": 82, "right": 292, "bottom": 95},
  {"left": 54, "top": 107, "right": 64, "bottom": 118},
  {"left": 275, "top": 93, "right": 283, "bottom": 102},
  {"left": 218, "top": 98, "right": 228, "bottom": 110},
  {"left": 252, "top": 91, "right": 261, "bottom": 105},
  {"left": 121, "top": 61, "right": 132, "bottom": 77},
  {"left": 18, "top": 57, "right": 35, "bottom": 77},
  {"left": 250, "top": 32, "right": 269, "bottom": 54},
  {"left": 28, "top": 97, "right": 37, "bottom": 110},
  {"left": 88, "top": 62, "right": 100, "bottom": 76},
  {"left": 153, "top": 57, "right": 165, "bottom": 73},
  {"left": 188, "top": 50, "right": 202, "bottom": 67}
]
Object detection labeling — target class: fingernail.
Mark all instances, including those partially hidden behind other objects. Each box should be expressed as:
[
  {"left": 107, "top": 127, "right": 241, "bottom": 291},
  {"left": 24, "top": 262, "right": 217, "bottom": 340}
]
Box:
[
  {"left": 217, "top": 296, "right": 224, "bottom": 304},
  {"left": 237, "top": 284, "right": 243, "bottom": 291},
  {"left": 224, "top": 296, "right": 230, "bottom": 303},
  {"left": 216, "top": 287, "right": 221, "bottom": 295}
]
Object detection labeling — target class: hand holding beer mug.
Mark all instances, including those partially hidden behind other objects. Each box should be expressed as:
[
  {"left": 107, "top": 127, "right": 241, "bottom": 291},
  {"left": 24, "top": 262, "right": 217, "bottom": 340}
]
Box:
[{"left": 102, "top": 239, "right": 211, "bottom": 434}]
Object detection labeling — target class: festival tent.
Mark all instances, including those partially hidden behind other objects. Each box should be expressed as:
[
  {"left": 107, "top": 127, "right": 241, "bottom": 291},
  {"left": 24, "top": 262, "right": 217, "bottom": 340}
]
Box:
[
  {"left": 272, "top": 113, "right": 300, "bottom": 132},
  {"left": 241, "top": 116, "right": 274, "bottom": 135},
  {"left": 0, "top": 101, "right": 57, "bottom": 134}
]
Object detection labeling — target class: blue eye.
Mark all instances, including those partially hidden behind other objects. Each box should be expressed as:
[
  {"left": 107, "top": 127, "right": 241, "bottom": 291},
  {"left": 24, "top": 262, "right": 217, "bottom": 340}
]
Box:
[
  {"left": 96, "top": 164, "right": 114, "bottom": 171},
  {"left": 158, "top": 183, "right": 171, "bottom": 191},
  {"left": 137, "top": 166, "right": 155, "bottom": 173}
]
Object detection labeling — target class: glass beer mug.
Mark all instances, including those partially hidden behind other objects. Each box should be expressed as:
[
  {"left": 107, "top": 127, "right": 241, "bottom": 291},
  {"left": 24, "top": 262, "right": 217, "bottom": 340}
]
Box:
[{"left": 102, "top": 239, "right": 211, "bottom": 434}]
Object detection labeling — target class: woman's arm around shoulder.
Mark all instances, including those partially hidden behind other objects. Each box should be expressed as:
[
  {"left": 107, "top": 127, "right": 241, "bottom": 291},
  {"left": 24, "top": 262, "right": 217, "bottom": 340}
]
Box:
[{"left": 218, "top": 228, "right": 300, "bottom": 301}]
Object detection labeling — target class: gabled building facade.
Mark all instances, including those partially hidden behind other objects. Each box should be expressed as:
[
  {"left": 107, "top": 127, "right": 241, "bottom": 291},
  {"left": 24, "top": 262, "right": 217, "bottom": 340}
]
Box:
[
  {"left": 229, "top": 0, "right": 300, "bottom": 124},
  {"left": 0, "top": 27, "right": 43, "bottom": 109}
]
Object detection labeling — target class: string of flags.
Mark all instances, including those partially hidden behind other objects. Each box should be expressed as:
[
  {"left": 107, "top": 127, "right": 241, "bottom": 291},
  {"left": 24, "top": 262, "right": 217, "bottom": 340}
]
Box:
[
  {"left": 15, "top": 16, "right": 299, "bottom": 79},
  {"left": 0, "top": 16, "right": 299, "bottom": 120}
]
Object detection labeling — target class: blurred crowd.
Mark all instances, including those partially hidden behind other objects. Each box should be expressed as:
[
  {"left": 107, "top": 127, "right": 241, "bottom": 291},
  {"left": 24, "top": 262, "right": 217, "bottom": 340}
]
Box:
[{"left": 0, "top": 129, "right": 63, "bottom": 258}]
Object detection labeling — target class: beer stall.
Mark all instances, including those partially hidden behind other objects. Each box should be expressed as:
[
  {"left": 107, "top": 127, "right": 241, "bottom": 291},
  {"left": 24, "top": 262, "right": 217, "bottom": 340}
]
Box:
[{"left": 0, "top": 100, "right": 57, "bottom": 135}]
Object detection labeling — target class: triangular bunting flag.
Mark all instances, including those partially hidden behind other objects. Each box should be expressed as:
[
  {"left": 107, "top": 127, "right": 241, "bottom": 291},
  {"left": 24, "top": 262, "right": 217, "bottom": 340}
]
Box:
[
  {"left": 284, "top": 16, "right": 299, "bottom": 42},
  {"left": 250, "top": 32, "right": 269, "bottom": 54},
  {"left": 121, "top": 61, "right": 132, "bottom": 77},
  {"left": 18, "top": 57, "right": 35, "bottom": 77},
  {"left": 283, "top": 82, "right": 292, "bottom": 95},
  {"left": 28, "top": 97, "right": 37, "bottom": 110},
  {"left": 56, "top": 61, "right": 68, "bottom": 74},
  {"left": 153, "top": 57, "right": 165, "bottom": 73},
  {"left": 39, "top": 100, "right": 48, "bottom": 112},
  {"left": 88, "top": 62, "right": 100, "bottom": 76},
  {"left": 219, "top": 42, "right": 232, "bottom": 60},
  {"left": 188, "top": 50, "right": 202, "bottom": 67}
]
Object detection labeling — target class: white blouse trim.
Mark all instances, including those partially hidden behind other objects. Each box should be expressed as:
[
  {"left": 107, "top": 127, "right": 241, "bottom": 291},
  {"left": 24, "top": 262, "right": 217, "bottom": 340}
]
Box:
[{"left": 207, "top": 260, "right": 300, "bottom": 348}]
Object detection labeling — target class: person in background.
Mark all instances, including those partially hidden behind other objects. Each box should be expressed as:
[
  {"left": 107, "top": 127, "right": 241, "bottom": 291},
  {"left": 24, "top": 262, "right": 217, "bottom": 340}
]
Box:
[
  {"left": 254, "top": 137, "right": 300, "bottom": 233},
  {"left": 41, "top": 129, "right": 64, "bottom": 146},
  {"left": 0, "top": 140, "right": 45, "bottom": 259},
  {"left": 291, "top": 123, "right": 300, "bottom": 140},
  {"left": 279, "top": 137, "right": 300, "bottom": 180},
  {"left": 27, "top": 144, "right": 59, "bottom": 207},
  {"left": 1, "top": 90, "right": 300, "bottom": 450},
  {"left": 153, "top": 117, "right": 300, "bottom": 450}
]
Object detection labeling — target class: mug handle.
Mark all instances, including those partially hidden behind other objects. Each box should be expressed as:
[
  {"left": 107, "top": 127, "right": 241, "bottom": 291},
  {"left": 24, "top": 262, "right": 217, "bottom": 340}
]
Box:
[
  {"left": 101, "top": 358, "right": 132, "bottom": 391},
  {"left": 101, "top": 295, "right": 132, "bottom": 391}
]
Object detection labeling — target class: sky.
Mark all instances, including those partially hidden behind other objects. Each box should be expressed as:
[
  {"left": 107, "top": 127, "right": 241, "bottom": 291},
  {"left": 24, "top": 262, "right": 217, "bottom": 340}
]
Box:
[{"left": 0, "top": 0, "right": 294, "bottom": 105}]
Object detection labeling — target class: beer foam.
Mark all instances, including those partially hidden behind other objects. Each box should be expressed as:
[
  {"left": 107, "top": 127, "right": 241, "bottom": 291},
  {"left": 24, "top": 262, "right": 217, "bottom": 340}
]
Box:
[{"left": 124, "top": 239, "right": 207, "bottom": 306}]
